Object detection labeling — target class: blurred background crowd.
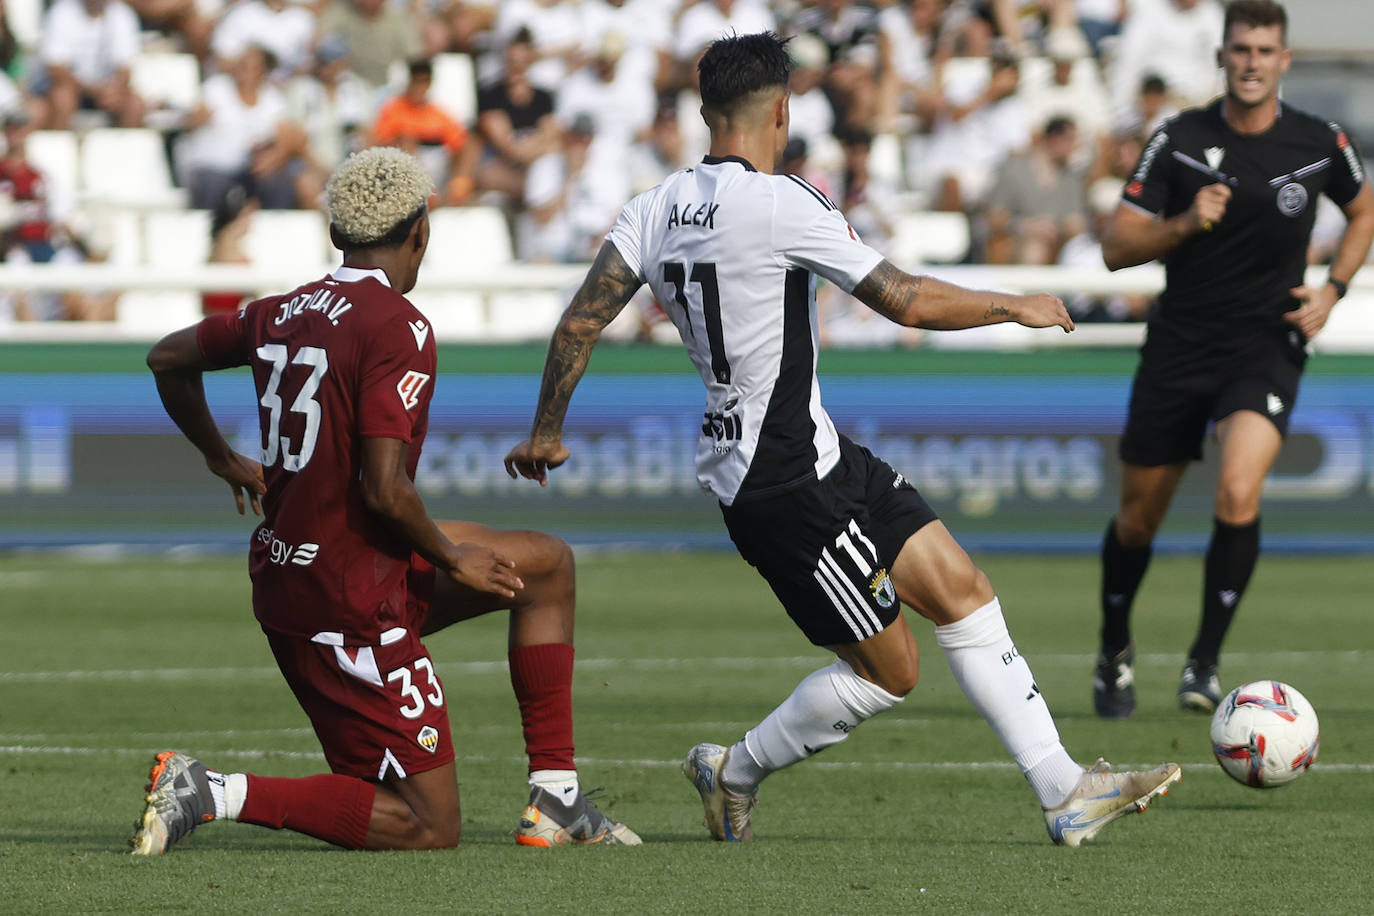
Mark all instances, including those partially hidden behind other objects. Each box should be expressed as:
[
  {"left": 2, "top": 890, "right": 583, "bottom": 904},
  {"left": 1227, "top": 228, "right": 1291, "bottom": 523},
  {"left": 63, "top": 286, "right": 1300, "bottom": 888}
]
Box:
[{"left": 0, "top": 0, "right": 1359, "bottom": 334}]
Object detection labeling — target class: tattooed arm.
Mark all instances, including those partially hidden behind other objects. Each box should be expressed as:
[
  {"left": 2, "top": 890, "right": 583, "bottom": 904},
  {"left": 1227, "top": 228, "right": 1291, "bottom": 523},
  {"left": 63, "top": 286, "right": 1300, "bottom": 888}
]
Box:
[
  {"left": 504, "top": 241, "right": 643, "bottom": 484},
  {"left": 850, "top": 259, "right": 1075, "bottom": 333}
]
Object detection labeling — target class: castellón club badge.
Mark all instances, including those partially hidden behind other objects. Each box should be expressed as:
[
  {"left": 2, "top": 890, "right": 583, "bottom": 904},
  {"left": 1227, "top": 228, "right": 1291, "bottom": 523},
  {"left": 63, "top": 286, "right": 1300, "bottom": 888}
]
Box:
[{"left": 417, "top": 725, "right": 440, "bottom": 753}]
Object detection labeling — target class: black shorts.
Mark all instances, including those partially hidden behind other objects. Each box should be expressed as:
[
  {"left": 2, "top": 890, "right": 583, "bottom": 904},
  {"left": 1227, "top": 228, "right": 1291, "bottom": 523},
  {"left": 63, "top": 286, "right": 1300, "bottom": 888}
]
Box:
[
  {"left": 1119, "top": 330, "right": 1306, "bottom": 466},
  {"left": 720, "top": 435, "right": 939, "bottom": 647}
]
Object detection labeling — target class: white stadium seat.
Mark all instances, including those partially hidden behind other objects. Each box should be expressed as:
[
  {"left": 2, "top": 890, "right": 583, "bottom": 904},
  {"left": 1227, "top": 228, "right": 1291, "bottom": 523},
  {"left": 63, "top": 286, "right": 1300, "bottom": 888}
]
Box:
[
  {"left": 143, "top": 209, "right": 213, "bottom": 269},
  {"left": 80, "top": 128, "right": 186, "bottom": 208},
  {"left": 891, "top": 211, "right": 972, "bottom": 266},
  {"left": 430, "top": 53, "right": 477, "bottom": 126},
  {"left": 242, "top": 209, "right": 331, "bottom": 271},
  {"left": 24, "top": 130, "right": 80, "bottom": 221},
  {"left": 484, "top": 290, "right": 564, "bottom": 342},
  {"left": 407, "top": 291, "right": 488, "bottom": 341},
  {"left": 424, "top": 207, "right": 513, "bottom": 277},
  {"left": 130, "top": 53, "right": 202, "bottom": 125},
  {"left": 117, "top": 290, "right": 203, "bottom": 335}
]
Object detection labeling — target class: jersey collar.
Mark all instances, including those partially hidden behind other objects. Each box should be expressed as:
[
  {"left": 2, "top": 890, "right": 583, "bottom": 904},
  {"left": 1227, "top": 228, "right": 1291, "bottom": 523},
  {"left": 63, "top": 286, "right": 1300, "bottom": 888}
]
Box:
[
  {"left": 330, "top": 265, "right": 392, "bottom": 287},
  {"left": 701, "top": 154, "right": 757, "bottom": 172}
]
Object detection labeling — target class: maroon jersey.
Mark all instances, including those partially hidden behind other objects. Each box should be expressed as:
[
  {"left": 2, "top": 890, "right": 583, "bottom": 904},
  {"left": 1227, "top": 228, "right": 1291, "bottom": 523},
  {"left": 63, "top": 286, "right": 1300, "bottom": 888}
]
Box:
[
  {"left": 198, "top": 266, "right": 437, "bottom": 643},
  {"left": 0, "top": 158, "right": 52, "bottom": 242}
]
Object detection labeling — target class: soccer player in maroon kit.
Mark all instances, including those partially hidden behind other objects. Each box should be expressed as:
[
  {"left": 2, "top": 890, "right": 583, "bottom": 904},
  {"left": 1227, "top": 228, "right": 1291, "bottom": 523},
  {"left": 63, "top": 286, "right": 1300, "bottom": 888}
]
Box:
[{"left": 134, "top": 147, "right": 639, "bottom": 853}]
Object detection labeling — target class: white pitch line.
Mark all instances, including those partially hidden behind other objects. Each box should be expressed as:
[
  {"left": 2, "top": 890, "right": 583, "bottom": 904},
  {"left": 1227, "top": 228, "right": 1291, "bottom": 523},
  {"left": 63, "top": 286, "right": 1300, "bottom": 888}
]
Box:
[
  {"left": 2, "top": 744, "right": 1371, "bottom": 773},
  {"left": 1, "top": 650, "right": 1367, "bottom": 683}
]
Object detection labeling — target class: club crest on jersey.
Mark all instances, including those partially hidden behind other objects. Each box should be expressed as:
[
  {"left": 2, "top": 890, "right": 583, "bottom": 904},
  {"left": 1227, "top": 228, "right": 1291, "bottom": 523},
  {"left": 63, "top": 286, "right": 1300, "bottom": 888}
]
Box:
[
  {"left": 1276, "top": 181, "right": 1308, "bottom": 216},
  {"left": 417, "top": 725, "right": 440, "bottom": 753},
  {"left": 396, "top": 370, "right": 431, "bottom": 410},
  {"left": 869, "top": 569, "right": 896, "bottom": 609}
]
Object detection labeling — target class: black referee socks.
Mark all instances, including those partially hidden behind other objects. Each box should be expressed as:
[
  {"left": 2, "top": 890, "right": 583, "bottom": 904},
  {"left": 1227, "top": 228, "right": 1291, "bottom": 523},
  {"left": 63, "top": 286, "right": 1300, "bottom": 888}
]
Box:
[{"left": 1189, "top": 516, "right": 1261, "bottom": 667}]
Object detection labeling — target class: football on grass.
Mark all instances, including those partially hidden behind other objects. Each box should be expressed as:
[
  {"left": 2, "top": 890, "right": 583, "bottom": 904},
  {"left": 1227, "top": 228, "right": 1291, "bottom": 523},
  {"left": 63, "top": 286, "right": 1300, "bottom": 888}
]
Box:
[{"left": 1210, "top": 680, "right": 1319, "bottom": 788}]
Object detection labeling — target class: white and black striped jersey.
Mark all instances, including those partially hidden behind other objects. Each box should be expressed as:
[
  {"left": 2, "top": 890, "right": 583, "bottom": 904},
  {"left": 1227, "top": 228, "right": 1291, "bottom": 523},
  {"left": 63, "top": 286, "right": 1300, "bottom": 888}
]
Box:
[{"left": 606, "top": 155, "right": 884, "bottom": 505}]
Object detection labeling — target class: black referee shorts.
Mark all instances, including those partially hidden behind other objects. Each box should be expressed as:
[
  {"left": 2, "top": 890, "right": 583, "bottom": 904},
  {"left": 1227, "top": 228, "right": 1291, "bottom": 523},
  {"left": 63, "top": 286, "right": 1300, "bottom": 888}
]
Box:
[
  {"left": 720, "top": 435, "right": 939, "bottom": 647},
  {"left": 1119, "top": 330, "right": 1306, "bottom": 466}
]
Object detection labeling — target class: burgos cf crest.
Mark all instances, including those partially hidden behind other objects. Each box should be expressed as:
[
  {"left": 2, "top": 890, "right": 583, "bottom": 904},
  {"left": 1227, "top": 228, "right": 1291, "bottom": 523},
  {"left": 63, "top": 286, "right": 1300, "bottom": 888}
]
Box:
[
  {"left": 869, "top": 569, "right": 896, "bottom": 608},
  {"left": 417, "top": 725, "right": 440, "bottom": 753}
]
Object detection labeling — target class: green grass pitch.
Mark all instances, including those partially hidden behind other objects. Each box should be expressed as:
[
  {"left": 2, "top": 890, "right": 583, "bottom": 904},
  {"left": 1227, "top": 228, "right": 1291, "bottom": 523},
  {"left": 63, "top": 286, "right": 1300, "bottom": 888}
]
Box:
[{"left": 2, "top": 550, "right": 1370, "bottom": 914}]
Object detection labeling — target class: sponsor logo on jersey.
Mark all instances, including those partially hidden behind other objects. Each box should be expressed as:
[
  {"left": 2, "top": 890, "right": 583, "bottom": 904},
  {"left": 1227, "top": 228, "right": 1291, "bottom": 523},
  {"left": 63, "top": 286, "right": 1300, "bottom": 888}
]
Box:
[
  {"left": 1204, "top": 146, "right": 1225, "bottom": 171},
  {"left": 417, "top": 724, "right": 440, "bottom": 752},
  {"left": 1131, "top": 128, "right": 1169, "bottom": 184},
  {"left": 1330, "top": 122, "right": 1366, "bottom": 184},
  {"left": 1276, "top": 181, "right": 1308, "bottom": 216},
  {"left": 869, "top": 569, "right": 896, "bottom": 608},
  {"left": 1266, "top": 392, "right": 1285, "bottom": 416},
  {"left": 408, "top": 319, "right": 429, "bottom": 349},
  {"left": 257, "top": 527, "right": 321, "bottom": 567},
  {"left": 396, "top": 370, "right": 431, "bottom": 410}
]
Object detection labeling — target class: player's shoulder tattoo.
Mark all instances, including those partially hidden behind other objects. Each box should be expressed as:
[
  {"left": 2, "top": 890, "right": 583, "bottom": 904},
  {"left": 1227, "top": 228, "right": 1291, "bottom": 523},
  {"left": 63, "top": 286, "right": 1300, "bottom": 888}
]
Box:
[
  {"left": 567, "top": 242, "right": 642, "bottom": 325},
  {"left": 851, "top": 259, "right": 920, "bottom": 324}
]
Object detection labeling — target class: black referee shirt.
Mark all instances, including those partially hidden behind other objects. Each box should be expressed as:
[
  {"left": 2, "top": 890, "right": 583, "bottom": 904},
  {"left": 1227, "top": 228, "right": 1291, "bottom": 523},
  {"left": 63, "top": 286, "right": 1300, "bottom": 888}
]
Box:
[{"left": 1123, "top": 100, "right": 1364, "bottom": 351}]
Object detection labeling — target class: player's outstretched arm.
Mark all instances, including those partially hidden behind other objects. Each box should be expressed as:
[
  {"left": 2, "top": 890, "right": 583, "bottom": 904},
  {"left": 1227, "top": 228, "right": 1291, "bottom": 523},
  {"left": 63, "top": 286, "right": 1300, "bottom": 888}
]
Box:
[
  {"left": 851, "top": 259, "right": 1074, "bottom": 333},
  {"left": 147, "top": 324, "right": 265, "bottom": 515},
  {"left": 505, "top": 241, "right": 643, "bottom": 484},
  {"left": 362, "top": 436, "right": 522, "bottom": 597}
]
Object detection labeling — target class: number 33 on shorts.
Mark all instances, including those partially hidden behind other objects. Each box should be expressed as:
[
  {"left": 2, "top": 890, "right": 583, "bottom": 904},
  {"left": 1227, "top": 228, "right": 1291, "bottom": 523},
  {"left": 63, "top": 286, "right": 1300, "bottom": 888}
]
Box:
[{"left": 387, "top": 657, "right": 445, "bottom": 719}]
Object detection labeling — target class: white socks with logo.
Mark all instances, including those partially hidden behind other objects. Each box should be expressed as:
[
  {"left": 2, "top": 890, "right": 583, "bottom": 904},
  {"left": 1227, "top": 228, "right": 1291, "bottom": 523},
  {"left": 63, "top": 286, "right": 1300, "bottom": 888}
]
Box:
[
  {"left": 721, "top": 659, "right": 903, "bottom": 792},
  {"left": 935, "top": 598, "right": 1082, "bottom": 808},
  {"left": 206, "top": 769, "right": 247, "bottom": 821},
  {"left": 529, "top": 769, "right": 580, "bottom": 805}
]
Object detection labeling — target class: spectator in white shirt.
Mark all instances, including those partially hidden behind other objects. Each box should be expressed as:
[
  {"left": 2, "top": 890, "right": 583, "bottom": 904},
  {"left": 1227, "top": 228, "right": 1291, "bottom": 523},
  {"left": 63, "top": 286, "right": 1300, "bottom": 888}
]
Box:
[
  {"left": 673, "top": 0, "right": 776, "bottom": 90},
  {"left": 211, "top": 0, "right": 317, "bottom": 81},
  {"left": 1109, "top": 0, "right": 1222, "bottom": 131},
  {"left": 581, "top": 0, "right": 675, "bottom": 93},
  {"left": 918, "top": 47, "right": 1030, "bottom": 212},
  {"left": 35, "top": 0, "right": 145, "bottom": 129},
  {"left": 181, "top": 45, "right": 306, "bottom": 210},
  {"left": 555, "top": 31, "right": 656, "bottom": 147}
]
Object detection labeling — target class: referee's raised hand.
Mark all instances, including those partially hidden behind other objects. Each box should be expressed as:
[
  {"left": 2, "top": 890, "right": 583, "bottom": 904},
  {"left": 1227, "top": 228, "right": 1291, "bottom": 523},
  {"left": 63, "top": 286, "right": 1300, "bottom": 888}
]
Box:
[{"left": 1190, "top": 183, "right": 1232, "bottom": 232}]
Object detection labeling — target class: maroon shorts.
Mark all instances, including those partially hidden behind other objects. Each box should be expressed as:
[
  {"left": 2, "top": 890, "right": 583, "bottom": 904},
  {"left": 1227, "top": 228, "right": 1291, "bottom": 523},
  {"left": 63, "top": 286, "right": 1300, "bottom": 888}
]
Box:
[{"left": 264, "top": 622, "right": 455, "bottom": 781}]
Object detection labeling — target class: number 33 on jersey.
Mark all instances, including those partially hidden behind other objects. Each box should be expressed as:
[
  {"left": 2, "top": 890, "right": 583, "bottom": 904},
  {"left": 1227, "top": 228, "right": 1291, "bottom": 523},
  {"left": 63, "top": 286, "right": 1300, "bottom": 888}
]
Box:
[{"left": 194, "top": 265, "right": 437, "bottom": 643}]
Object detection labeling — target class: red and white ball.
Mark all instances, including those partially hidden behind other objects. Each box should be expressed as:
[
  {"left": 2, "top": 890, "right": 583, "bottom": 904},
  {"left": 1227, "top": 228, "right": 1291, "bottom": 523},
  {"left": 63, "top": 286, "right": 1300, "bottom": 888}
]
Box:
[{"left": 1210, "top": 680, "right": 1319, "bottom": 788}]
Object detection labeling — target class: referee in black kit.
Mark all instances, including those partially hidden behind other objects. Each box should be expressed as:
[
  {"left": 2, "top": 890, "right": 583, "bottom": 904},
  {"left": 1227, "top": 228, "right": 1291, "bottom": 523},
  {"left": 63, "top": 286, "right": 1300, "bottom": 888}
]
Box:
[{"left": 1091, "top": 0, "right": 1374, "bottom": 718}]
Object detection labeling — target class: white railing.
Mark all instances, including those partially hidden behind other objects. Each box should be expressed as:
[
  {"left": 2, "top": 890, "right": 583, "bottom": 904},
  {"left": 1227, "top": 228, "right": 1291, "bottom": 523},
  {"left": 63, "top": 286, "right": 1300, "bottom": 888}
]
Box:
[{"left": 1, "top": 263, "right": 1371, "bottom": 352}]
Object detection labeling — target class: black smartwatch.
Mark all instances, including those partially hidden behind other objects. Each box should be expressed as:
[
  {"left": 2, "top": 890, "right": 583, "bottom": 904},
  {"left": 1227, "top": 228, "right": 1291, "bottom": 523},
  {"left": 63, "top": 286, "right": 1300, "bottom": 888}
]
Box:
[{"left": 1328, "top": 277, "right": 1349, "bottom": 300}]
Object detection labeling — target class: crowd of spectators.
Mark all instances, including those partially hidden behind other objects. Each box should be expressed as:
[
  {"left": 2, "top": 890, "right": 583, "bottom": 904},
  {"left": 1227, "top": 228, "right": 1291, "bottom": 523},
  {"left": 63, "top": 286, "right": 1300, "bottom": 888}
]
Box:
[{"left": 0, "top": 0, "right": 1346, "bottom": 331}]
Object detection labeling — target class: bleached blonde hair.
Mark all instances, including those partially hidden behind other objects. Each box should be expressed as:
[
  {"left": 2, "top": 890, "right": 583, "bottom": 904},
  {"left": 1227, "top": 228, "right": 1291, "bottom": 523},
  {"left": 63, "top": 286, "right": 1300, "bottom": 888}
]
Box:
[{"left": 326, "top": 147, "right": 434, "bottom": 247}]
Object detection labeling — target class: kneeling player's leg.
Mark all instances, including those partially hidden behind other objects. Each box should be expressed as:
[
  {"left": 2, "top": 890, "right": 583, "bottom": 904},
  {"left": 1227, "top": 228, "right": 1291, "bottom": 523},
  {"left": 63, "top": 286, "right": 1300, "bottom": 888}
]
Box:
[
  {"left": 426, "top": 522, "right": 579, "bottom": 796},
  {"left": 890, "top": 522, "right": 1082, "bottom": 808},
  {"left": 235, "top": 761, "right": 459, "bottom": 850}
]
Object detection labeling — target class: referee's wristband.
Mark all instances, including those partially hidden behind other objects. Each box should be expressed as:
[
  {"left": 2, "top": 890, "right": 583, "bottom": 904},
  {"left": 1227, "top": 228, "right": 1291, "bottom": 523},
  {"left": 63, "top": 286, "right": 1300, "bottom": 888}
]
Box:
[{"left": 1328, "top": 277, "right": 1349, "bottom": 300}]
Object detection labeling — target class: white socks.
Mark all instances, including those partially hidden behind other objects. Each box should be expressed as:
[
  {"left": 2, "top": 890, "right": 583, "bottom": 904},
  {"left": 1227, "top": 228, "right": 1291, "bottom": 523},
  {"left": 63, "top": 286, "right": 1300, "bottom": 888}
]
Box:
[
  {"left": 721, "top": 659, "right": 902, "bottom": 791},
  {"left": 529, "top": 769, "right": 580, "bottom": 804},
  {"left": 935, "top": 598, "right": 1082, "bottom": 808},
  {"left": 206, "top": 770, "right": 248, "bottom": 821}
]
